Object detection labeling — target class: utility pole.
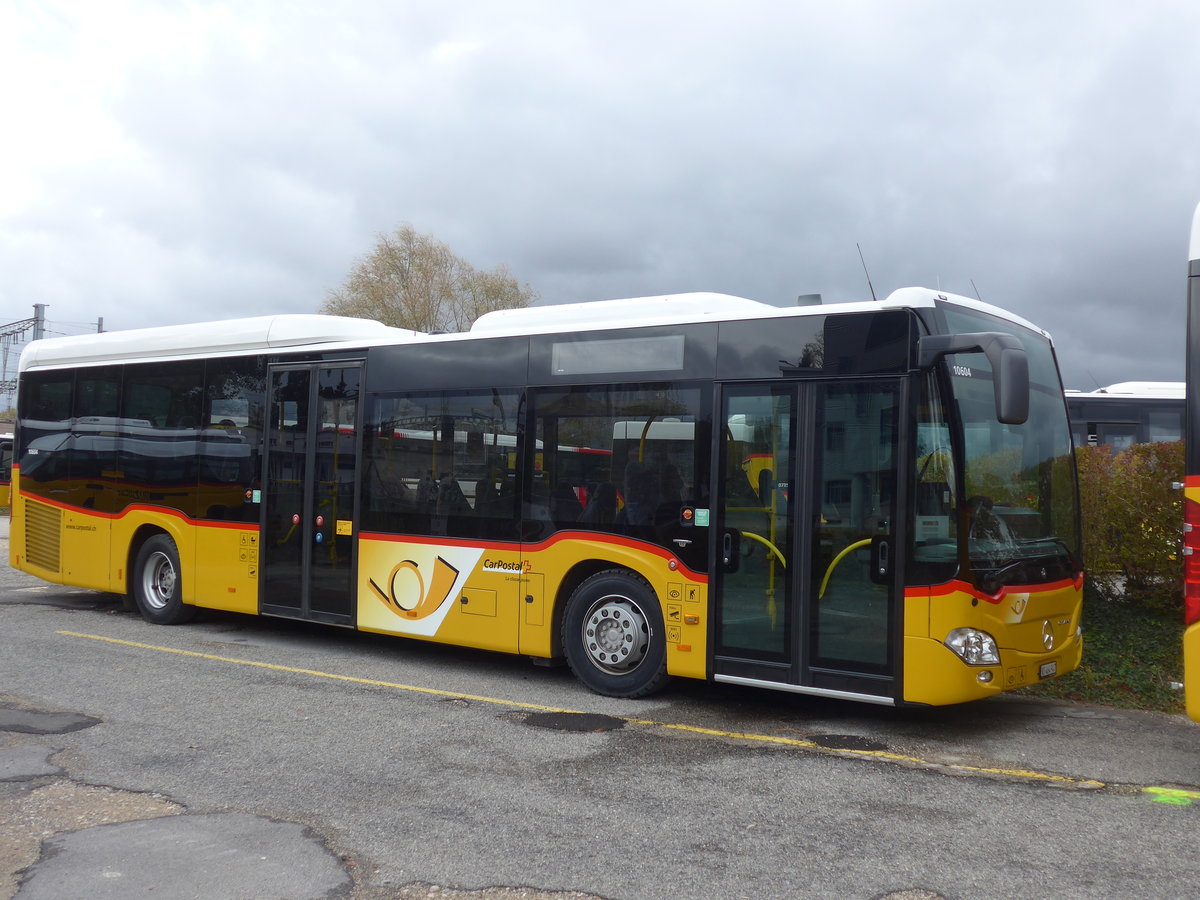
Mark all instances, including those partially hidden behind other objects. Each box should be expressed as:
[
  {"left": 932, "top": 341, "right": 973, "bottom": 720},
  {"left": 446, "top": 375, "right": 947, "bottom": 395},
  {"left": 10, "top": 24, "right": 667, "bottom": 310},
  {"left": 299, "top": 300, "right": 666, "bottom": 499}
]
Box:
[{"left": 0, "top": 304, "right": 49, "bottom": 415}]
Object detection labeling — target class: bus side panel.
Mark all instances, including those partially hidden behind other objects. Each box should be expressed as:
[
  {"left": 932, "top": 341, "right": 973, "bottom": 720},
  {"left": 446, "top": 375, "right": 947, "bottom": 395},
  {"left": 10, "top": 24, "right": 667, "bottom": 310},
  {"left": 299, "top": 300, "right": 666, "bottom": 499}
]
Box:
[
  {"left": 1182, "top": 480, "right": 1200, "bottom": 722},
  {"left": 355, "top": 532, "right": 709, "bottom": 680},
  {"left": 8, "top": 488, "right": 113, "bottom": 593},
  {"left": 61, "top": 506, "right": 113, "bottom": 592},
  {"left": 356, "top": 535, "right": 518, "bottom": 654},
  {"left": 905, "top": 580, "right": 1083, "bottom": 705},
  {"left": 1185, "top": 621, "right": 1200, "bottom": 722},
  {"left": 10, "top": 475, "right": 66, "bottom": 585},
  {"left": 191, "top": 522, "right": 261, "bottom": 615},
  {"left": 107, "top": 510, "right": 259, "bottom": 614}
]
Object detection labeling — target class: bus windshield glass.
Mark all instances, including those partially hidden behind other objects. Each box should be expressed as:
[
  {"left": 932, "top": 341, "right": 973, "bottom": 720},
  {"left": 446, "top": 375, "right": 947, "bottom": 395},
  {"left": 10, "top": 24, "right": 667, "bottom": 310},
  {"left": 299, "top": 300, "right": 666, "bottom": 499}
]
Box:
[{"left": 939, "top": 303, "right": 1081, "bottom": 592}]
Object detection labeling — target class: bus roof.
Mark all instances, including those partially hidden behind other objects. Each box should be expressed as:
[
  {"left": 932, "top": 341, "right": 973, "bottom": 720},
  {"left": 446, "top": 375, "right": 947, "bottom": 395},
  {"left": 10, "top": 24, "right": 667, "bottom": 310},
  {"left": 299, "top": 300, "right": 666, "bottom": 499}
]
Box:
[
  {"left": 1065, "top": 382, "right": 1184, "bottom": 399},
  {"left": 471, "top": 288, "right": 1050, "bottom": 339},
  {"left": 18, "top": 287, "right": 1050, "bottom": 372},
  {"left": 19, "top": 314, "right": 420, "bottom": 372}
]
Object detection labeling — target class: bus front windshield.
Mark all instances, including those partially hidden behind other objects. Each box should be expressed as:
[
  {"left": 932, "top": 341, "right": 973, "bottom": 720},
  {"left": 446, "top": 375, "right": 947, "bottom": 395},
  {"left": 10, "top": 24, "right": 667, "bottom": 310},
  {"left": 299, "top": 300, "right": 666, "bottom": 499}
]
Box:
[{"left": 941, "top": 305, "right": 1081, "bottom": 592}]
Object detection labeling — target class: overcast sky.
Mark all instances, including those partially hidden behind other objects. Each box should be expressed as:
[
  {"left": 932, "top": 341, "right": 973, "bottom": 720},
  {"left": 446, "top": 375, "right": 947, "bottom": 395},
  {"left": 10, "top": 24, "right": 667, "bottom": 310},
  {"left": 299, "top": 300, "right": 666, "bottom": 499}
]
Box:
[{"left": 3, "top": 0, "right": 1199, "bottom": 390}]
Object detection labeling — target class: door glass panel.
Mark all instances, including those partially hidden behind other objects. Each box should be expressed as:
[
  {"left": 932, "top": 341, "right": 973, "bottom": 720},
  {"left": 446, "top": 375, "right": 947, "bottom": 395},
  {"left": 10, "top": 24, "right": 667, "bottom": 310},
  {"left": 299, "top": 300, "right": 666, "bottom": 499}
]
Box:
[
  {"left": 310, "top": 367, "right": 359, "bottom": 618},
  {"left": 810, "top": 383, "right": 897, "bottom": 672},
  {"left": 264, "top": 369, "right": 310, "bottom": 613},
  {"left": 716, "top": 387, "right": 795, "bottom": 658}
]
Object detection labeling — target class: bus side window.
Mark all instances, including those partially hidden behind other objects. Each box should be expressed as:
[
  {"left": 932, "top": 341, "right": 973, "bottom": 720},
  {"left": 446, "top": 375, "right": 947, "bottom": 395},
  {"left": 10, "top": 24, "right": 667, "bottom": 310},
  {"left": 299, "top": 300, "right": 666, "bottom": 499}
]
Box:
[
  {"left": 362, "top": 390, "right": 520, "bottom": 539},
  {"left": 531, "top": 383, "right": 708, "bottom": 569}
]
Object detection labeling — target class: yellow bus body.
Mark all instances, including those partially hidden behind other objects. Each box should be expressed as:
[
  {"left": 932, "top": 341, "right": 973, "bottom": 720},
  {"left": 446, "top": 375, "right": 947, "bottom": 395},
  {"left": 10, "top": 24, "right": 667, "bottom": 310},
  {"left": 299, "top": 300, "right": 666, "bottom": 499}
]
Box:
[
  {"left": 356, "top": 531, "right": 708, "bottom": 680},
  {"left": 12, "top": 476, "right": 260, "bottom": 615},
  {"left": 1186, "top": 620, "right": 1200, "bottom": 721},
  {"left": 903, "top": 578, "right": 1083, "bottom": 705},
  {"left": 1185, "top": 481, "right": 1200, "bottom": 721},
  {"left": 13, "top": 469, "right": 1083, "bottom": 705}
]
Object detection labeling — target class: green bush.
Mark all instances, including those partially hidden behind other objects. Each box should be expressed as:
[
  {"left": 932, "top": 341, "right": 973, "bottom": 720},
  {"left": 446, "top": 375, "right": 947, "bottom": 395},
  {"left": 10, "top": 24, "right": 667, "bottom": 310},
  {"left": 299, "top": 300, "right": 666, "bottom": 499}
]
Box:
[
  {"left": 1020, "top": 441, "right": 1186, "bottom": 710},
  {"left": 1076, "top": 440, "right": 1183, "bottom": 613},
  {"left": 1023, "top": 598, "right": 1184, "bottom": 712}
]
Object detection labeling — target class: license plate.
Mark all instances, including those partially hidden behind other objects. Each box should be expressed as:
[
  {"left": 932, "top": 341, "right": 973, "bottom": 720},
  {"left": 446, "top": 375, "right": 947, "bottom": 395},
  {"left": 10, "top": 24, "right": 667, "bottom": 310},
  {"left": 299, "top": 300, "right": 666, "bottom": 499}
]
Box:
[{"left": 1039, "top": 661, "right": 1057, "bottom": 680}]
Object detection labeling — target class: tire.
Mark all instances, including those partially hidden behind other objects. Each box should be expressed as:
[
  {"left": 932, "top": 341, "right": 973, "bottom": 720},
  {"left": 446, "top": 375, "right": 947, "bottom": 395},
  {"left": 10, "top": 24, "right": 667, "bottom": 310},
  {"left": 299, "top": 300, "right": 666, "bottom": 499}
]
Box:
[
  {"left": 562, "top": 570, "right": 670, "bottom": 698},
  {"left": 130, "top": 534, "right": 196, "bottom": 625}
]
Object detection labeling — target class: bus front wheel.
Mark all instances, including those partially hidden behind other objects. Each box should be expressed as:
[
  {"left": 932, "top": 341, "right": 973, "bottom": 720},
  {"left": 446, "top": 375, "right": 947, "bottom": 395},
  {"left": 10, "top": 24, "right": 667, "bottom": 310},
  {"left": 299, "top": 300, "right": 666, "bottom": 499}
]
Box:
[
  {"left": 131, "top": 535, "right": 196, "bottom": 625},
  {"left": 562, "top": 570, "right": 669, "bottom": 698}
]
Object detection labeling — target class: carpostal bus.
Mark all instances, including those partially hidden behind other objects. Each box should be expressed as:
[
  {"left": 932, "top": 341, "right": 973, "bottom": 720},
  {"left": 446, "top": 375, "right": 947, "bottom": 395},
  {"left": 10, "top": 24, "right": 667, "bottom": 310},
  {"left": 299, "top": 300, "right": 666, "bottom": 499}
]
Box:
[
  {"left": 10, "top": 288, "right": 1084, "bottom": 706},
  {"left": 0, "top": 431, "right": 12, "bottom": 507},
  {"left": 1182, "top": 202, "right": 1200, "bottom": 721}
]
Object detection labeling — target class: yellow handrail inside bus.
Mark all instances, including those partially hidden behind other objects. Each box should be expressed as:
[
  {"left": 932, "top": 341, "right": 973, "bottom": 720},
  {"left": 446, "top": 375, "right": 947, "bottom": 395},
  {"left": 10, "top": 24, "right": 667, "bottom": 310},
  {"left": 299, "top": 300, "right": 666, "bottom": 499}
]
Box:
[
  {"left": 819, "top": 538, "right": 871, "bottom": 599},
  {"left": 739, "top": 529, "right": 786, "bottom": 629},
  {"left": 740, "top": 530, "right": 786, "bottom": 567},
  {"left": 637, "top": 416, "right": 657, "bottom": 462}
]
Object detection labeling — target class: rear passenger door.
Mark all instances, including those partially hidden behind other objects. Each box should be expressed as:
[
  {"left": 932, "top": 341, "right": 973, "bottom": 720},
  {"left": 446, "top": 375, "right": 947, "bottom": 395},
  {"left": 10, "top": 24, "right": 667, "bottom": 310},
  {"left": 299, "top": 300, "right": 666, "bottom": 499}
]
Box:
[{"left": 261, "top": 363, "right": 361, "bottom": 625}]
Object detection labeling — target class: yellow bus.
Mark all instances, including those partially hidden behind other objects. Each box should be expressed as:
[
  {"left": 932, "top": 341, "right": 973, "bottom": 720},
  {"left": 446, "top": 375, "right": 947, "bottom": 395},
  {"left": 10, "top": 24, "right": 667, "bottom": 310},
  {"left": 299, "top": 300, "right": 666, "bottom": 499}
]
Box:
[
  {"left": 0, "top": 431, "right": 11, "bottom": 508},
  {"left": 1183, "top": 202, "right": 1200, "bottom": 722},
  {"left": 10, "top": 290, "right": 1083, "bottom": 705}
]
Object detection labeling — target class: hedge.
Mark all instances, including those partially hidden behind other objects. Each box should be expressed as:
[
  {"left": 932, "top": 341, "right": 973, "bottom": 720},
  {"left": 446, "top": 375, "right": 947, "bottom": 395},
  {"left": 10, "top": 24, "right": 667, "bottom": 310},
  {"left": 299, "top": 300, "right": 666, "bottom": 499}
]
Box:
[{"left": 1075, "top": 440, "right": 1183, "bottom": 612}]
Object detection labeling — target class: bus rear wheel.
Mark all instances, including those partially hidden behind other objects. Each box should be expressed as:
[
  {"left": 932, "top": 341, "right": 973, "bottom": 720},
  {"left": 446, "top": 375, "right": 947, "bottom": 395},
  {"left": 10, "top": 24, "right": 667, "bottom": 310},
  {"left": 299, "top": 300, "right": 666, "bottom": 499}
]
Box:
[
  {"left": 562, "top": 570, "right": 669, "bottom": 698},
  {"left": 131, "top": 535, "right": 196, "bottom": 625}
]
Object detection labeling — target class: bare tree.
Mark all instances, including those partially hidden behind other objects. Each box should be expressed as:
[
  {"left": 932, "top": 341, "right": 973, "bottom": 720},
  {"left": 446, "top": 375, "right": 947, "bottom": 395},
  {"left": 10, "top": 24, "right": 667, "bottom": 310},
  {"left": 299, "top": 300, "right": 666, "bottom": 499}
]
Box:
[{"left": 321, "top": 225, "right": 537, "bottom": 332}]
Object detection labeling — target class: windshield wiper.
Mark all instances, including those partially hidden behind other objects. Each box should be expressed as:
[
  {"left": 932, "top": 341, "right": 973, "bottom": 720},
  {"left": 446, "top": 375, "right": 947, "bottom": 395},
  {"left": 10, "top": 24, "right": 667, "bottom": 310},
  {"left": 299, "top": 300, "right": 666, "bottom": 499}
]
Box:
[{"left": 974, "top": 539, "right": 1079, "bottom": 594}]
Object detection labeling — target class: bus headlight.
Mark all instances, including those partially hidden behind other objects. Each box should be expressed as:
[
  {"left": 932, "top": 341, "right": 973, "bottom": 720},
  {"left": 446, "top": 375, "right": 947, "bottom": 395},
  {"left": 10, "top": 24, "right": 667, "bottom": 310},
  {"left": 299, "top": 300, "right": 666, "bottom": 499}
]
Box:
[{"left": 944, "top": 628, "right": 1000, "bottom": 665}]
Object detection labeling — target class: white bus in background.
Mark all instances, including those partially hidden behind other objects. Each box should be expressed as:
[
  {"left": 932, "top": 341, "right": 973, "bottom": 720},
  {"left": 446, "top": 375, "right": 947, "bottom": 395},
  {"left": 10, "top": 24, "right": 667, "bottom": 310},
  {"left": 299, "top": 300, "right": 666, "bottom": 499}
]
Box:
[{"left": 1064, "top": 382, "right": 1184, "bottom": 452}]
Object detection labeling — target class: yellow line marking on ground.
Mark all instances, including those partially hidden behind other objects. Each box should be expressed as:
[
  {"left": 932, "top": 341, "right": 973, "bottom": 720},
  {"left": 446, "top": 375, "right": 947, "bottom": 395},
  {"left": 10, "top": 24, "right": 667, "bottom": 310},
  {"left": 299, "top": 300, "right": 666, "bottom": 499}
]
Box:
[
  {"left": 619, "top": 717, "right": 1105, "bottom": 787},
  {"left": 61, "top": 629, "right": 1106, "bottom": 788},
  {"left": 57, "top": 630, "right": 579, "bottom": 714}
]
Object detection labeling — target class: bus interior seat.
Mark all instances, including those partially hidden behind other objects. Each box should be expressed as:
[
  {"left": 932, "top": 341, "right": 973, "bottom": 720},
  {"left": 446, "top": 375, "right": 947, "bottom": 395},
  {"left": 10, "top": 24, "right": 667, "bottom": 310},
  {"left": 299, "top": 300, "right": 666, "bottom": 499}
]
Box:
[
  {"left": 756, "top": 468, "right": 773, "bottom": 504},
  {"left": 552, "top": 481, "right": 582, "bottom": 524},
  {"left": 437, "top": 477, "right": 472, "bottom": 515},
  {"left": 578, "top": 482, "right": 617, "bottom": 525}
]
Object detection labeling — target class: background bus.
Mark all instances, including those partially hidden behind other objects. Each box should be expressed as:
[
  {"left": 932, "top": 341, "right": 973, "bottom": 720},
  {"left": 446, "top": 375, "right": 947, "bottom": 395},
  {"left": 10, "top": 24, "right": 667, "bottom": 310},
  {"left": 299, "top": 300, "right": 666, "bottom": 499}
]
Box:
[
  {"left": 0, "top": 431, "right": 11, "bottom": 507},
  {"left": 1183, "top": 202, "right": 1200, "bottom": 722},
  {"left": 10, "top": 289, "right": 1082, "bottom": 707},
  {"left": 1065, "top": 382, "right": 1184, "bottom": 452}
]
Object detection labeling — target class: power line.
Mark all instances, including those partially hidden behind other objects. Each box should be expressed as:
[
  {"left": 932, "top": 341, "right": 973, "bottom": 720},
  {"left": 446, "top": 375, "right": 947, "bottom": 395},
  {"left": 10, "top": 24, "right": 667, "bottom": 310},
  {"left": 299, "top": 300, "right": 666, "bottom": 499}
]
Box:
[{"left": 0, "top": 306, "right": 105, "bottom": 413}]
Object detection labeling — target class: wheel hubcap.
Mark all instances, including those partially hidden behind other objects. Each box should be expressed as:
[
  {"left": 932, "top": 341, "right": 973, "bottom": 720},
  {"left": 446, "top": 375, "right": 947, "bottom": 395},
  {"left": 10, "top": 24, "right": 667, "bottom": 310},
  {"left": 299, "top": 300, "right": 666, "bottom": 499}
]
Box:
[
  {"left": 582, "top": 595, "right": 650, "bottom": 675},
  {"left": 143, "top": 551, "right": 175, "bottom": 610}
]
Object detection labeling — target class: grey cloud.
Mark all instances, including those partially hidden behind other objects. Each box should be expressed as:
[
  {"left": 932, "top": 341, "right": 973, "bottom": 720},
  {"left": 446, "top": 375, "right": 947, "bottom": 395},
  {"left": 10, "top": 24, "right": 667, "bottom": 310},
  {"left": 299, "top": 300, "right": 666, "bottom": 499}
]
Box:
[{"left": 3, "top": 1, "right": 1198, "bottom": 390}]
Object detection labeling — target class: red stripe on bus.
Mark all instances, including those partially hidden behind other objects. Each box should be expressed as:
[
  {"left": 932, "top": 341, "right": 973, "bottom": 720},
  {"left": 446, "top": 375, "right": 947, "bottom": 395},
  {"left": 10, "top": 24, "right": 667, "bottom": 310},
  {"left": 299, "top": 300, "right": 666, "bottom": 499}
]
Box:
[
  {"left": 911, "top": 576, "right": 1080, "bottom": 605},
  {"left": 359, "top": 529, "right": 708, "bottom": 583}
]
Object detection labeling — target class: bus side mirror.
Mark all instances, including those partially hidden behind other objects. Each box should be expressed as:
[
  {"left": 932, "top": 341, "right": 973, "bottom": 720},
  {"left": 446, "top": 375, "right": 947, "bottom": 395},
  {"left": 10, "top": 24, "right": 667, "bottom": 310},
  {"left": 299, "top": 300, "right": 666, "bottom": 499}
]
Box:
[{"left": 918, "top": 332, "right": 1030, "bottom": 425}]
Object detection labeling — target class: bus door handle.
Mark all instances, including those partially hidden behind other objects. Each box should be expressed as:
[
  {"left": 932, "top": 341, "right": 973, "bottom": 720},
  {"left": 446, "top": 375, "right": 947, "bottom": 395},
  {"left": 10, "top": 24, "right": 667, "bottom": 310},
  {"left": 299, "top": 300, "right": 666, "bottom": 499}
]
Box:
[
  {"left": 870, "top": 536, "right": 891, "bottom": 584},
  {"left": 721, "top": 530, "right": 740, "bottom": 572}
]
